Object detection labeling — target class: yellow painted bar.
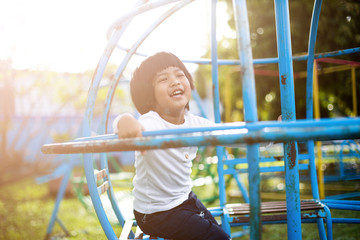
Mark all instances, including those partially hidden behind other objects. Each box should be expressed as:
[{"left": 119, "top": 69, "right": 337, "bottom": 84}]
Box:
[
  {"left": 313, "top": 60, "right": 325, "bottom": 199},
  {"left": 225, "top": 76, "right": 232, "bottom": 122},
  {"left": 296, "top": 64, "right": 353, "bottom": 79},
  {"left": 352, "top": 67, "right": 357, "bottom": 117}
]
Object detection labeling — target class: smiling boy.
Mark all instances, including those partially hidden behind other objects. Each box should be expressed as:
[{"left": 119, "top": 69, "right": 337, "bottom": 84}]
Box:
[{"left": 113, "top": 52, "right": 230, "bottom": 240}]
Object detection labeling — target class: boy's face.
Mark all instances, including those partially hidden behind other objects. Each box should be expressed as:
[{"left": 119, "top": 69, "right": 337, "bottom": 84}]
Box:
[{"left": 152, "top": 66, "right": 192, "bottom": 118}]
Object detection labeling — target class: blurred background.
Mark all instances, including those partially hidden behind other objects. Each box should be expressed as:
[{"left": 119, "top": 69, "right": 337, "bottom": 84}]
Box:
[{"left": 0, "top": 0, "right": 359, "bottom": 239}]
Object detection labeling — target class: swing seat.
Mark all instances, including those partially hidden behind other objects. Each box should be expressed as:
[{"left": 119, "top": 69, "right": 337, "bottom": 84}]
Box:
[{"left": 226, "top": 200, "right": 331, "bottom": 225}]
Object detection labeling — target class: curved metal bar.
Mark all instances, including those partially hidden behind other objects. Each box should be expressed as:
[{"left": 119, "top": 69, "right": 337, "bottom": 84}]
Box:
[
  {"left": 87, "top": 2, "right": 196, "bottom": 236},
  {"left": 83, "top": 1, "right": 146, "bottom": 135},
  {"left": 96, "top": 0, "right": 145, "bottom": 136},
  {"left": 306, "top": 0, "right": 322, "bottom": 121},
  {"left": 99, "top": 152, "right": 130, "bottom": 237},
  {"left": 101, "top": 0, "right": 194, "bottom": 134},
  {"left": 106, "top": 0, "right": 186, "bottom": 40},
  {"left": 83, "top": 153, "right": 118, "bottom": 239},
  {"left": 82, "top": 1, "right": 147, "bottom": 238},
  {"left": 323, "top": 205, "right": 333, "bottom": 240},
  {"left": 82, "top": 30, "right": 122, "bottom": 136},
  {"left": 81, "top": 28, "right": 125, "bottom": 240},
  {"left": 306, "top": 10, "right": 323, "bottom": 240},
  {"left": 98, "top": 2, "right": 144, "bottom": 236}
]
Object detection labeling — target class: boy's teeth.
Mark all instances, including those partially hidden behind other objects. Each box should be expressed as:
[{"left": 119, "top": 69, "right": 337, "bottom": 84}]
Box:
[{"left": 172, "top": 90, "right": 182, "bottom": 96}]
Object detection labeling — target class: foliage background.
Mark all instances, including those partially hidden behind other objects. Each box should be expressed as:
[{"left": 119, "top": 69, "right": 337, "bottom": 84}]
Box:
[{"left": 194, "top": 0, "right": 360, "bottom": 122}]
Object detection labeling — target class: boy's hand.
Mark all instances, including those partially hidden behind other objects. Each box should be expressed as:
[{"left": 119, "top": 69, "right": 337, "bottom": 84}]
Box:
[{"left": 116, "top": 113, "right": 143, "bottom": 139}]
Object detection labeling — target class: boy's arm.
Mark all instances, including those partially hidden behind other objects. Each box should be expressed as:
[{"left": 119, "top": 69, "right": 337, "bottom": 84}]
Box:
[{"left": 113, "top": 113, "right": 144, "bottom": 139}]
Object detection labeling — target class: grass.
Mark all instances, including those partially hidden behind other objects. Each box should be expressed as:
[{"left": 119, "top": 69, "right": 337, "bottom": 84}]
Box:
[
  {"left": 0, "top": 177, "right": 121, "bottom": 240},
  {"left": 0, "top": 172, "right": 359, "bottom": 239}
]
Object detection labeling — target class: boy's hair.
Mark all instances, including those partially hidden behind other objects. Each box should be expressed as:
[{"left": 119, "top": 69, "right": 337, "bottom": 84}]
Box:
[{"left": 130, "top": 52, "right": 195, "bottom": 114}]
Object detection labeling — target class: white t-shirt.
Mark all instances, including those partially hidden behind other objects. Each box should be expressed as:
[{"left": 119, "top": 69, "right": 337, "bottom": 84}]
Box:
[{"left": 113, "top": 110, "right": 213, "bottom": 214}]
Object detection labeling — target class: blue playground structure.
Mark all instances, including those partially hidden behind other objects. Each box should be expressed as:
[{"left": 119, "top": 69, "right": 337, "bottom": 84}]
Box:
[{"left": 41, "top": 0, "right": 360, "bottom": 239}]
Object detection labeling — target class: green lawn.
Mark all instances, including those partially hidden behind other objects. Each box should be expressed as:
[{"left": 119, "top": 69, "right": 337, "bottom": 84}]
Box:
[
  {"left": 0, "top": 175, "right": 359, "bottom": 240},
  {"left": 0, "top": 178, "right": 121, "bottom": 240}
]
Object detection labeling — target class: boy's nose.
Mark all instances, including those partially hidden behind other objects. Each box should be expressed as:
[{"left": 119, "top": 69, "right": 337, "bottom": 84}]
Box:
[{"left": 170, "top": 77, "right": 180, "bottom": 86}]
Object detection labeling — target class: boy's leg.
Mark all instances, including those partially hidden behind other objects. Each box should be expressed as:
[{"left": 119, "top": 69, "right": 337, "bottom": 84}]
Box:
[{"left": 134, "top": 192, "right": 230, "bottom": 240}]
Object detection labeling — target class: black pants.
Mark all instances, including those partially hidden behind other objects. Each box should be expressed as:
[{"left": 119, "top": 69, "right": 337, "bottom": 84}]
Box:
[{"left": 134, "top": 192, "right": 230, "bottom": 240}]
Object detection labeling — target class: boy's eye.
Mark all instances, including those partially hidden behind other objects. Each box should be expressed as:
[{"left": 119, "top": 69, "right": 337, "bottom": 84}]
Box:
[{"left": 177, "top": 73, "right": 185, "bottom": 78}]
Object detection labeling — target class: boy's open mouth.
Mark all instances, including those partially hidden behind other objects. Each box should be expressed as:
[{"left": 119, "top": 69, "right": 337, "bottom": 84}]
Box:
[{"left": 171, "top": 89, "right": 184, "bottom": 97}]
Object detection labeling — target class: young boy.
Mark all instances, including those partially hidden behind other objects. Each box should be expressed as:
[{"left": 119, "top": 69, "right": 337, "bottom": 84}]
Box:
[{"left": 113, "top": 52, "right": 230, "bottom": 240}]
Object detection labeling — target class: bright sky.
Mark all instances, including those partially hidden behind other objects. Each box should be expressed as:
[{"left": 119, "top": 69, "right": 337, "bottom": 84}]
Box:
[{"left": 0, "top": 0, "right": 233, "bottom": 73}]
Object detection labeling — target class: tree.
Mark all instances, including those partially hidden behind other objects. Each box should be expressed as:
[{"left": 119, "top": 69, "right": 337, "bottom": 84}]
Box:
[{"left": 194, "top": 0, "right": 360, "bottom": 121}]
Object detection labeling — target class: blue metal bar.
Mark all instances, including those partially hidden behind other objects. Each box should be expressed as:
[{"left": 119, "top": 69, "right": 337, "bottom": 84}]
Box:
[
  {"left": 55, "top": 216, "right": 71, "bottom": 237},
  {"left": 84, "top": 153, "right": 118, "bottom": 240},
  {"left": 231, "top": 229, "right": 250, "bottom": 239},
  {"left": 305, "top": 2, "right": 325, "bottom": 239},
  {"left": 94, "top": 4, "right": 197, "bottom": 235},
  {"left": 75, "top": 117, "right": 360, "bottom": 141},
  {"left": 102, "top": 0, "right": 194, "bottom": 134},
  {"left": 338, "top": 140, "right": 351, "bottom": 179},
  {"left": 99, "top": 152, "right": 131, "bottom": 237},
  {"left": 80, "top": 13, "right": 129, "bottom": 238},
  {"left": 210, "top": 0, "right": 231, "bottom": 235},
  {"left": 322, "top": 200, "right": 360, "bottom": 206},
  {"left": 224, "top": 155, "right": 308, "bottom": 165},
  {"left": 42, "top": 121, "right": 360, "bottom": 154},
  {"left": 45, "top": 164, "right": 72, "bottom": 239},
  {"left": 82, "top": 29, "right": 123, "bottom": 136},
  {"left": 232, "top": 1, "right": 262, "bottom": 237},
  {"left": 323, "top": 205, "right": 333, "bottom": 240},
  {"left": 97, "top": 0, "right": 144, "bottom": 135},
  {"left": 191, "top": 90, "right": 208, "bottom": 119},
  {"left": 232, "top": 173, "right": 250, "bottom": 203},
  {"left": 116, "top": 45, "right": 360, "bottom": 65},
  {"left": 106, "top": 0, "right": 186, "bottom": 39},
  {"left": 306, "top": 0, "right": 322, "bottom": 121},
  {"left": 234, "top": 164, "right": 309, "bottom": 174},
  {"left": 325, "top": 203, "right": 360, "bottom": 211},
  {"left": 210, "top": 0, "right": 221, "bottom": 125},
  {"left": 332, "top": 218, "right": 360, "bottom": 224},
  {"left": 274, "top": 0, "right": 301, "bottom": 239},
  {"left": 309, "top": 47, "right": 360, "bottom": 60},
  {"left": 79, "top": 2, "right": 145, "bottom": 238},
  {"left": 316, "top": 217, "right": 327, "bottom": 240}
]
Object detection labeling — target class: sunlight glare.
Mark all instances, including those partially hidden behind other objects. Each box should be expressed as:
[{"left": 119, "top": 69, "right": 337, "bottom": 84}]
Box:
[{"left": 1, "top": 0, "right": 232, "bottom": 73}]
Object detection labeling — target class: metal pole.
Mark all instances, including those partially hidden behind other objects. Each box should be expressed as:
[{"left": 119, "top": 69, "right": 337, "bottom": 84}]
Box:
[
  {"left": 232, "top": 0, "right": 261, "bottom": 239},
  {"left": 211, "top": 0, "right": 231, "bottom": 235},
  {"left": 274, "top": 0, "right": 301, "bottom": 239},
  {"left": 313, "top": 60, "right": 325, "bottom": 199}
]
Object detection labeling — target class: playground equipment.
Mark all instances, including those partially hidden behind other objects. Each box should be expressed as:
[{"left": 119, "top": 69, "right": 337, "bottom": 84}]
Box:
[
  {"left": 248, "top": 57, "right": 360, "bottom": 199},
  {"left": 41, "top": 0, "right": 360, "bottom": 239},
  {"left": 312, "top": 58, "right": 360, "bottom": 198}
]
